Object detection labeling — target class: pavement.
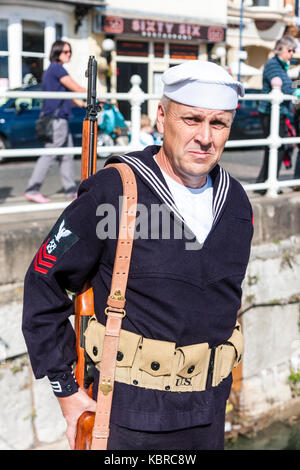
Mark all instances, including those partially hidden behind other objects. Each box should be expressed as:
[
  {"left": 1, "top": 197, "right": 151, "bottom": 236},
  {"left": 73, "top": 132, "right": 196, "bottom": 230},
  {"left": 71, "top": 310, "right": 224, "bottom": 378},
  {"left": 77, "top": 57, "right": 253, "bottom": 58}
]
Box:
[
  {"left": 0, "top": 149, "right": 297, "bottom": 212},
  {"left": 0, "top": 158, "right": 104, "bottom": 204}
]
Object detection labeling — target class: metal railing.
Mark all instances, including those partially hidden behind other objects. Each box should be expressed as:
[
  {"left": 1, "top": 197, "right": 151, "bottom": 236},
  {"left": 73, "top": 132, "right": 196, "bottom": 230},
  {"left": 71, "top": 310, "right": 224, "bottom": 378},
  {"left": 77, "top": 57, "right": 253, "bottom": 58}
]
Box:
[
  {"left": 1, "top": 75, "right": 300, "bottom": 214},
  {"left": 0, "top": 75, "right": 152, "bottom": 159},
  {"left": 225, "top": 86, "right": 300, "bottom": 197}
]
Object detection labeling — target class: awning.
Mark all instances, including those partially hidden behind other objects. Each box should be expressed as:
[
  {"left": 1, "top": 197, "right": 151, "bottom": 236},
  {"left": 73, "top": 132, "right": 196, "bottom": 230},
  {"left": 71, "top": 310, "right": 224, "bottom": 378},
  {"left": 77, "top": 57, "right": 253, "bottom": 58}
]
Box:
[{"left": 228, "top": 62, "right": 262, "bottom": 77}]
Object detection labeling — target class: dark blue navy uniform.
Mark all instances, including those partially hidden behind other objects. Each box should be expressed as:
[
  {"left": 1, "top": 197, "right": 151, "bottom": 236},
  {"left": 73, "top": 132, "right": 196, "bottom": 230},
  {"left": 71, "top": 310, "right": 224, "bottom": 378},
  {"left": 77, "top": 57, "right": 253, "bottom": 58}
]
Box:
[{"left": 22, "top": 145, "right": 253, "bottom": 449}]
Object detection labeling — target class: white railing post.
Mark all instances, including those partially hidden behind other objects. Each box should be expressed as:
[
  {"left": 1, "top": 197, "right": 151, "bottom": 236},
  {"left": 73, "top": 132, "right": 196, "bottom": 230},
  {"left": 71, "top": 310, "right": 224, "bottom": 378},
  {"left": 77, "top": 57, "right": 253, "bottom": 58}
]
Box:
[
  {"left": 267, "top": 77, "right": 283, "bottom": 198},
  {"left": 128, "top": 74, "right": 145, "bottom": 150}
]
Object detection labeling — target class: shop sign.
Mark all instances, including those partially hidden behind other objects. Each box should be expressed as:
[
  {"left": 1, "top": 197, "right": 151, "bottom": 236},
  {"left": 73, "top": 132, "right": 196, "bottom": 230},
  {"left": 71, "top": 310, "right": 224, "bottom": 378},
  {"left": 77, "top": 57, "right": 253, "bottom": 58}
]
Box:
[{"left": 94, "top": 14, "right": 226, "bottom": 42}]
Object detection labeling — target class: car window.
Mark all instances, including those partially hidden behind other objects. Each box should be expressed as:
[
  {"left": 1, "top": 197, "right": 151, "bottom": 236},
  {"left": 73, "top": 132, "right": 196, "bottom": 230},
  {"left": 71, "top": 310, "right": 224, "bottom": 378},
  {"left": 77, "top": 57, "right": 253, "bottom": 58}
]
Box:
[
  {"left": 0, "top": 97, "right": 10, "bottom": 107},
  {"left": 0, "top": 86, "right": 41, "bottom": 111},
  {"left": 0, "top": 98, "right": 11, "bottom": 108},
  {"left": 15, "top": 98, "right": 33, "bottom": 111},
  {"left": 32, "top": 98, "right": 41, "bottom": 107},
  {"left": 1, "top": 98, "right": 15, "bottom": 108},
  {"left": 13, "top": 97, "right": 41, "bottom": 111},
  {"left": 0, "top": 87, "right": 23, "bottom": 109},
  {"left": 242, "top": 100, "right": 258, "bottom": 109}
]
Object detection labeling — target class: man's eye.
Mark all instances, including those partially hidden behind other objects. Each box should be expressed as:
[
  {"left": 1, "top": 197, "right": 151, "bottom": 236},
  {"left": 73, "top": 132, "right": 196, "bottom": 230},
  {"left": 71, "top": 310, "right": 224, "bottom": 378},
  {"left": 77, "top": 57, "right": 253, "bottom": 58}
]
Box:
[
  {"left": 184, "top": 117, "right": 200, "bottom": 123},
  {"left": 211, "top": 120, "right": 226, "bottom": 127}
]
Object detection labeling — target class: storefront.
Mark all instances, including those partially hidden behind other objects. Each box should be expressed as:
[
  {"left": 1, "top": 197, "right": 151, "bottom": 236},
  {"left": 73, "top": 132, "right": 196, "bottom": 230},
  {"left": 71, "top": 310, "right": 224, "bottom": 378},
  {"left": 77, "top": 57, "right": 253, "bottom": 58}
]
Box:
[
  {"left": 0, "top": 1, "right": 78, "bottom": 91},
  {"left": 93, "top": 12, "right": 227, "bottom": 119}
]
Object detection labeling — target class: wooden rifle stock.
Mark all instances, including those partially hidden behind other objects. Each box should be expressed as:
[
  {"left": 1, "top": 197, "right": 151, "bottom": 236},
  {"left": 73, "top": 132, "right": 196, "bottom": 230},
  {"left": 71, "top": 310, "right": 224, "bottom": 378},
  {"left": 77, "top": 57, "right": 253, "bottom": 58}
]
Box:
[
  {"left": 81, "top": 119, "right": 97, "bottom": 180},
  {"left": 74, "top": 56, "right": 99, "bottom": 450},
  {"left": 75, "top": 161, "right": 138, "bottom": 450},
  {"left": 75, "top": 410, "right": 95, "bottom": 450}
]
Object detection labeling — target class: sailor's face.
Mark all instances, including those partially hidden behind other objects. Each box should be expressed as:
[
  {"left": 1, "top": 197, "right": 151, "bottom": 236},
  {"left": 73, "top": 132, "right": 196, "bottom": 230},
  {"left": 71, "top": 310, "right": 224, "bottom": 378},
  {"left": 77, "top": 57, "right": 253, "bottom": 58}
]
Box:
[{"left": 156, "top": 100, "right": 234, "bottom": 187}]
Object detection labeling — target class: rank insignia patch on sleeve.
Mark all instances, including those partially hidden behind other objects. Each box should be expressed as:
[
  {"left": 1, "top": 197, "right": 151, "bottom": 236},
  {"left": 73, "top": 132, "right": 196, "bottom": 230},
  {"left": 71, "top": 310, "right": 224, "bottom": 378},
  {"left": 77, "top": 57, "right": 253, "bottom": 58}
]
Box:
[{"left": 34, "top": 218, "right": 79, "bottom": 274}]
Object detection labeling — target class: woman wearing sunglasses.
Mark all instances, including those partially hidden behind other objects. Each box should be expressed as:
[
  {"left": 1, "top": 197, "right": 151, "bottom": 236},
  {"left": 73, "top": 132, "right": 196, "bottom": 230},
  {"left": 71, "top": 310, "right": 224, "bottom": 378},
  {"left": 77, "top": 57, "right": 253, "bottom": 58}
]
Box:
[
  {"left": 25, "top": 40, "right": 86, "bottom": 204},
  {"left": 256, "top": 35, "right": 298, "bottom": 194}
]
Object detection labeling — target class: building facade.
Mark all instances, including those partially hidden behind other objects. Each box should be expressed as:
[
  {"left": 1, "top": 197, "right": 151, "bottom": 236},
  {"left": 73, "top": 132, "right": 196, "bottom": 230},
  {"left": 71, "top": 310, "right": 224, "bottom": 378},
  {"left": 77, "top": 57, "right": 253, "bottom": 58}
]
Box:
[
  {"left": 227, "top": 0, "right": 297, "bottom": 88},
  {"left": 0, "top": 0, "right": 99, "bottom": 92},
  {"left": 91, "top": 0, "right": 228, "bottom": 118},
  {"left": 0, "top": 0, "right": 228, "bottom": 119},
  {"left": 0, "top": 0, "right": 299, "bottom": 114}
]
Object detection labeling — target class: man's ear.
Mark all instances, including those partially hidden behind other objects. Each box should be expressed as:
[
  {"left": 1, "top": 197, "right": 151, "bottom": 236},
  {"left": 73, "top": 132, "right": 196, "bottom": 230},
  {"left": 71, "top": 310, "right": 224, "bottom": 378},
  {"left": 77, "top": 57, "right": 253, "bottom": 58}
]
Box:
[{"left": 156, "top": 102, "right": 166, "bottom": 135}]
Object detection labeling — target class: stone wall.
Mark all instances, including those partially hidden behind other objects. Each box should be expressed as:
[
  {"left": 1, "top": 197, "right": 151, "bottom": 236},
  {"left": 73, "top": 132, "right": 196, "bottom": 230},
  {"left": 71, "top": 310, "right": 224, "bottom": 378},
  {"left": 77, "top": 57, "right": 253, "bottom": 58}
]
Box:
[
  {"left": 1, "top": 194, "right": 300, "bottom": 449},
  {"left": 230, "top": 193, "right": 300, "bottom": 434},
  {"left": 0, "top": 214, "right": 67, "bottom": 450}
]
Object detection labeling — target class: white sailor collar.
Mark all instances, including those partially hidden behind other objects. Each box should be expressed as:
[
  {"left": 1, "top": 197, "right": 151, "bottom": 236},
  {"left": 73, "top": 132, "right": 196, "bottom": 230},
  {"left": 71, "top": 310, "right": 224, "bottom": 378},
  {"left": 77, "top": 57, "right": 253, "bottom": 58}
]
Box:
[{"left": 105, "top": 145, "right": 231, "bottom": 228}]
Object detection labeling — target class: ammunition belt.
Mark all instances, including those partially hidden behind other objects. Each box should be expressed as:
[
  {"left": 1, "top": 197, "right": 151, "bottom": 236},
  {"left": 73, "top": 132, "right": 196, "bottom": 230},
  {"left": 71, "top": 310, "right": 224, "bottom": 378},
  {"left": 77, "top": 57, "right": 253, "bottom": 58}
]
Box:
[{"left": 84, "top": 316, "right": 243, "bottom": 392}]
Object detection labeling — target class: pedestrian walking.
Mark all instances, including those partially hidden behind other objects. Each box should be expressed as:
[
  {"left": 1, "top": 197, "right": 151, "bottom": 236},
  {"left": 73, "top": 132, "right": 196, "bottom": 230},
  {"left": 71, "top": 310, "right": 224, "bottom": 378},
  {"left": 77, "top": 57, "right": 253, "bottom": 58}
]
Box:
[
  {"left": 24, "top": 40, "right": 86, "bottom": 203},
  {"left": 22, "top": 60, "right": 253, "bottom": 450},
  {"left": 256, "top": 36, "right": 298, "bottom": 194}
]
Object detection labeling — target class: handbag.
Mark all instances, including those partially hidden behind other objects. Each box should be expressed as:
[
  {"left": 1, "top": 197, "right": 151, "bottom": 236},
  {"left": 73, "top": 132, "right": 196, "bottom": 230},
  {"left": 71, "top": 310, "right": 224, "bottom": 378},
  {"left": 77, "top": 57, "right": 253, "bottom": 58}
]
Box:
[{"left": 35, "top": 100, "right": 64, "bottom": 143}]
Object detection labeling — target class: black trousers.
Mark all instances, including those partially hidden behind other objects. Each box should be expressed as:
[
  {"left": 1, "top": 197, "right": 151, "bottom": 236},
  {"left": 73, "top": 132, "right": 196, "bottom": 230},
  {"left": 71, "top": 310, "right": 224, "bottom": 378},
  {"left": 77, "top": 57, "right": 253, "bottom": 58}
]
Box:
[
  {"left": 107, "top": 407, "right": 226, "bottom": 450},
  {"left": 256, "top": 113, "right": 288, "bottom": 183}
]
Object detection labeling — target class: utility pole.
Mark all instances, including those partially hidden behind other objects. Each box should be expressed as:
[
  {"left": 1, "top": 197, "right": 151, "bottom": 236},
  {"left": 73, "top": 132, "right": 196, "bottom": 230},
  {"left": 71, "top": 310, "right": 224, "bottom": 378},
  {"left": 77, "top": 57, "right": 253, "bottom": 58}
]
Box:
[{"left": 238, "top": 0, "right": 245, "bottom": 82}]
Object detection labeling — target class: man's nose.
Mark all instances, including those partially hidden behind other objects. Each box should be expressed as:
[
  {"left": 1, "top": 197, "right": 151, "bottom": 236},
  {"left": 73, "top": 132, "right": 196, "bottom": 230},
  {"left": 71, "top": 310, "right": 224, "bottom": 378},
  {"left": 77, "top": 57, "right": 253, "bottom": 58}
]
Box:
[{"left": 194, "top": 123, "right": 212, "bottom": 146}]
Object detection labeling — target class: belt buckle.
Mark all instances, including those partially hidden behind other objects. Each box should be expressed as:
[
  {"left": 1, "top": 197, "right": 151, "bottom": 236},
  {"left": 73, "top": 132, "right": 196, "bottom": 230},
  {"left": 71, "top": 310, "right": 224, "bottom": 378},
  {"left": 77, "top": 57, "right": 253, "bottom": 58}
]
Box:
[{"left": 104, "top": 306, "right": 126, "bottom": 318}]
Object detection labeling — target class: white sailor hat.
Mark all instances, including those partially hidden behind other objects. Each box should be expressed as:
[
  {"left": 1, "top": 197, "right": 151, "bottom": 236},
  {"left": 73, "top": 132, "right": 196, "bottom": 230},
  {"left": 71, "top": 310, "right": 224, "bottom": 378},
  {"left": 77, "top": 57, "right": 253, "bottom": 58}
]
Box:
[{"left": 162, "top": 60, "right": 244, "bottom": 110}]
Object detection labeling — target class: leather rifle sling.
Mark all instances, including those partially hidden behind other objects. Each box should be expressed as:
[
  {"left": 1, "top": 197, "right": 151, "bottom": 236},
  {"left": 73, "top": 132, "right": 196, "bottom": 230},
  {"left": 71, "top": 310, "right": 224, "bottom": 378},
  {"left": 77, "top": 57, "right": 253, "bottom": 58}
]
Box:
[{"left": 91, "top": 163, "right": 137, "bottom": 450}]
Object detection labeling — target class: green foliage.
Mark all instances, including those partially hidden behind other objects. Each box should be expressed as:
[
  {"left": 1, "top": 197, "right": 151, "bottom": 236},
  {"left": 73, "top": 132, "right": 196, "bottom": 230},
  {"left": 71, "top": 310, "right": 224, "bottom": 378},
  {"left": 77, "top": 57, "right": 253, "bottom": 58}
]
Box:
[
  {"left": 288, "top": 369, "right": 300, "bottom": 384},
  {"left": 288, "top": 369, "right": 300, "bottom": 397},
  {"left": 247, "top": 274, "right": 259, "bottom": 286}
]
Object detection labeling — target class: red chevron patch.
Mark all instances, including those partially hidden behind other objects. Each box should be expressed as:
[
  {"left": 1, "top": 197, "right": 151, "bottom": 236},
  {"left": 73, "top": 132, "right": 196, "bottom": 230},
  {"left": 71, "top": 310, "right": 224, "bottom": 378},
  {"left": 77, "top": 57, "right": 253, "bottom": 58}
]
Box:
[{"left": 34, "top": 239, "right": 57, "bottom": 274}]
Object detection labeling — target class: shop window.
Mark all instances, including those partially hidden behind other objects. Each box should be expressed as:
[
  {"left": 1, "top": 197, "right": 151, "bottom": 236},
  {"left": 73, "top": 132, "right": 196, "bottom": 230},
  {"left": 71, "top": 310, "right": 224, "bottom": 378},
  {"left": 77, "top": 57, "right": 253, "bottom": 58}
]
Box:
[
  {"left": 22, "top": 20, "right": 45, "bottom": 84},
  {"left": 252, "top": 0, "right": 269, "bottom": 5},
  {"left": 22, "top": 57, "right": 43, "bottom": 84},
  {"left": 56, "top": 23, "right": 63, "bottom": 40},
  {"left": 153, "top": 72, "right": 164, "bottom": 95},
  {"left": 22, "top": 20, "right": 45, "bottom": 53},
  {"left": 0, "top": 19, "right": 8, "bottom": 89},
  {"left": 116, "top": 40, "right": 149, "bottom": 57},
  {"left": 0, "top": 57, "right": 8, "bottom": 78},
  {"left": 169, "top": 44, "right": 198, "bottom": 60},
  {"left": 154, "top": 43, "right": 164, "bottom": 58},
  {"left": 0, "top": 19, "right": 8, "bottom": 51},
  {"left": 117, "top": 62, "right": 148, "bottom": 120}
]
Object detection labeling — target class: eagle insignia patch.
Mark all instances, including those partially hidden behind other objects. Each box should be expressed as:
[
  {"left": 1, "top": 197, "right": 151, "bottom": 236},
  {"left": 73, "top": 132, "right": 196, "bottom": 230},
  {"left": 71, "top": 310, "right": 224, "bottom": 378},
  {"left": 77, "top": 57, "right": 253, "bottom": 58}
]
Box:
[{"left": 34, "top": 217, "right": 79, "bottom": 275}]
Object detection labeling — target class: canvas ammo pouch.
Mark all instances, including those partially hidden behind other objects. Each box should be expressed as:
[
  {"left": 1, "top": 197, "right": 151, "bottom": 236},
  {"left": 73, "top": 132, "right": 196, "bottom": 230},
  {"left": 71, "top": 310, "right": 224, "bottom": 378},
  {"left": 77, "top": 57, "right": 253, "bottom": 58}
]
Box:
[{"left": 84, "top": 316, "right": 243, "bottom": 392}]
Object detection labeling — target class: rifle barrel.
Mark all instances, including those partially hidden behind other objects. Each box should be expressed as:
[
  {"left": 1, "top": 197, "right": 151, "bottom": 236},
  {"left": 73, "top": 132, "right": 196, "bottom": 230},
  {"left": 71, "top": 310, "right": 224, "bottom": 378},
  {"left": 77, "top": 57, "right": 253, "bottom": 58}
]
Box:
[
  {"left": 85, "top": 56, "right": 98, "bottom": 121},
  {"left": 81, "top": 56, "right": 99, "bottom": 179}
]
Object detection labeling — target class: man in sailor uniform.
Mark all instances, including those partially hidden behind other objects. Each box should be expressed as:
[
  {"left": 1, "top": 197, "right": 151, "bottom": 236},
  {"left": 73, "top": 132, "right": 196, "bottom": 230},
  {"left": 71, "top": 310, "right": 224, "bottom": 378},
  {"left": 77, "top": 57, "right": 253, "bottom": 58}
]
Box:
[{"left": 22, "top": 60, "right": 253, "bottom": 450}]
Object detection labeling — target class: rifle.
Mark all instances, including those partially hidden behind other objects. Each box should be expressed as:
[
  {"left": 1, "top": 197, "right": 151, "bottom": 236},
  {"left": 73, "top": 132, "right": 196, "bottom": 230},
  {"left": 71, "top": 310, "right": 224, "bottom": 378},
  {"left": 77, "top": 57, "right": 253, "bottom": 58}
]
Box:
[
  {"left": 74, "top": 56, "right": 100, "bottom": 450},
  {"left": 74, "top": 57, "right": 138, "bottom": 450}
]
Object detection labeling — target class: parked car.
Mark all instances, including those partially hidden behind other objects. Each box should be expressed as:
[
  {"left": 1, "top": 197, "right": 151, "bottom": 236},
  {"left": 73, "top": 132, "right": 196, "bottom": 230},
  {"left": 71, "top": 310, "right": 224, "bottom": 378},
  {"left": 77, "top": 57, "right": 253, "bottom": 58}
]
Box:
[
  {"left": 229, "top": 88, "right": 264, "bottom": 142},
  {"left": 0, "top": 84, "right": 86, "bottom": 159}
]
